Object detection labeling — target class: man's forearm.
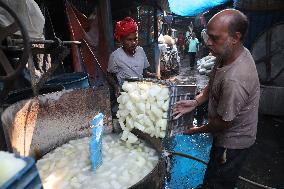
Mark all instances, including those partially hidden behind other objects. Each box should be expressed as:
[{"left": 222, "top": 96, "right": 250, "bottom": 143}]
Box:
[
  {"left": 106, "top": 72, "right": 118, "bottom": 88},
  {"left": 194, "top": 85, "right": 209, "bottom": 106},
  {"left": 143, "top": 69, "right": 156, "bottom": 78},
  {"left": 193, "top": 116, "right": 231, "bottom": 134}
]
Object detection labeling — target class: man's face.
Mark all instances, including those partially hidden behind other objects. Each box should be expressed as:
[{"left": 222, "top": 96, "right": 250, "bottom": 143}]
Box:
[
  {"left": 206, "top": 19, "right": 234, "bottom": 61},
  {"left": 121, "top": 32, "right": 138, "bottom": 55}
]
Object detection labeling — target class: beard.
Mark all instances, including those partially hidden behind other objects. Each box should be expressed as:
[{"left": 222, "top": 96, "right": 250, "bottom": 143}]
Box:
[
  {"left": 216, "top": 42, "right": 233, "bottom": 66},
  {"left": 123, "top": 45, "right": 137, "bottom": 56}
]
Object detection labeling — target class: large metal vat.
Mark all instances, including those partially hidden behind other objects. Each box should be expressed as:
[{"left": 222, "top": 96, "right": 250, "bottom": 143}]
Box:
[
  {"left": 1, "top": 88, "right": 165, "bottom": 189},
  {"left": 251, "top": 23, "right": 284, "bottom": 116},
  {"left": 259, "top": 85, "right": 284, "bottom": 116},
  {"left": 0, "top": 85, "right": 64, "bottom": 151},
  {"left": 1, "top": 88, "right": 112, "bottom": 158}
]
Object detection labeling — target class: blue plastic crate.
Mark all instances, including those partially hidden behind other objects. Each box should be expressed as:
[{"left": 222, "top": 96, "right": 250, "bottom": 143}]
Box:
[{"left": 0, "top": 156, "right": 43, "bottom": 189}]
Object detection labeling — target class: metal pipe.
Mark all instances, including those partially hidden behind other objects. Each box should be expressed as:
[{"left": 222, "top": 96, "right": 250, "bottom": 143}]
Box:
[
  {"left": 11, "top": 39, "right": 81, "bottom": 45},
  {"left": 165, "top": 150, "right": 208, "bottom": 165}
]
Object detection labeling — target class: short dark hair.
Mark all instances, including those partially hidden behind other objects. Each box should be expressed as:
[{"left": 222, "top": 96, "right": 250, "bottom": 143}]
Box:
[{"left": 228, "top": 12, "right": 248, "bottom": 41}]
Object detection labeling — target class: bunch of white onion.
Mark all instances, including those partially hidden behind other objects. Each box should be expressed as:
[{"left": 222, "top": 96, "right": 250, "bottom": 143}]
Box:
[
  {"left": 36, "top": 135, "right": 158, "bottom": 189},
  {"left": 117, "top": 81, "right": 170, "bottom": 143},
  {"left": 197, "top": 55, "right": 216, "bottom": 75},
  {"left": 0, "top": 151, "right": 27, "bottom": 186}
]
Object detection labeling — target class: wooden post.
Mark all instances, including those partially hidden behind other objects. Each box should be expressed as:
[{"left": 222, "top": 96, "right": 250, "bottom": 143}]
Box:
[
  {"left": 98, "top": 0, "right": 115, "bottom": 61},
  {"left": 154, "top": 6, "right": 158, "bottom": 41}
]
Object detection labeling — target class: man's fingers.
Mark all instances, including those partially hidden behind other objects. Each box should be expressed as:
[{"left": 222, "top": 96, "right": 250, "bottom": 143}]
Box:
[
  {"left": 172, "top": 107, "right": 182, "bottom": 116},
  {"left": 172, "top": 108, "right": 181, "bottom": 117},
  {"left": 172, "top": 103, "right": 184, "bottom": 110},
  {"left": 174, "top": 100, "right": 191, "bottom": 108},
  {"left": 183, "top": 128, "right": 195, "bottom": 135},
  {"left": 173, "top": 113, "right": 182, "bottom": 120},
  {"left": 172, "top": 111, "right": 178, "bottom": 116},
  {"left": 174, "top": 101, "right": 185, "bottom": 107}
]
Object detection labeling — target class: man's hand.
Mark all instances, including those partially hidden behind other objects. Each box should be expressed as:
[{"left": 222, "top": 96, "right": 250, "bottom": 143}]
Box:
[
  {"left": 172, "top": 99, "right": 198, "bottom": 119},
  {"left": 146, "top": 72, "right": 157, "bottom": 78},
  {"left": 183, "top": 126, "right": 200, "bottom": 135},
  {"left": 156, "top": 73, "right": 161, "bottom": 80},
  {"left": 114, "top": 85, "right": 121, "bottom": 98},
  {"left": 172, "top": 125, "right": 200, "bottom": 135}
]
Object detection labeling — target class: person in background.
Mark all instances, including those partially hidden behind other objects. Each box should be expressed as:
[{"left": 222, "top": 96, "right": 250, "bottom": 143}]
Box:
[
  {"left": 0, "top": 0, "right": 50, "bottom": 92},
  {"left": 188, "top": 32, "right": 199, "bottom": 69},
  {"left": 176, "top": 32, "right": 185, "bottom": 59},
  {"left": 200, "top": 28, "right": 210, "bottom": 58},
  {"left": 173, "top": 9, "right": 260, "bottom": 189},
  {"left": 184, "top": 35, "right": 189, "bottom": 58},
  {"left": 189, "top": 21, "right": 194, "bottom": 34},
  {"left": 107, "top": 17, "right": 155, "bottom": 96}
]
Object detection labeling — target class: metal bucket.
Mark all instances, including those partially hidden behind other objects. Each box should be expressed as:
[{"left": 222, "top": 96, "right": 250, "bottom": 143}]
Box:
[
  {"left": 46, "top": 72, "right": 90, "bottom": 89},
  {"left": 1, "top": 88, "right": 165, "bottom": 189},
  {"left": 3, "top": 85, "right": 64, "bottom": 107}
]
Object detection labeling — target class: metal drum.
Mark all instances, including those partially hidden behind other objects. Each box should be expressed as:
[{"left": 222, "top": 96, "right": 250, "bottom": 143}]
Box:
[
  {"left": 0, "top": 85, "right": 64, "bottom": 151},
  {"left": 1, "top": 87, "right": 166, "bottom": 189},
  {"left": 251, "top": 23, "right": 284, "bottom": 116},
  {"left": 1, "top": 88, "right": 112, "bottom": 157},
  {"left": 46, "top": 72, "right": 90, "bottom": 90}
]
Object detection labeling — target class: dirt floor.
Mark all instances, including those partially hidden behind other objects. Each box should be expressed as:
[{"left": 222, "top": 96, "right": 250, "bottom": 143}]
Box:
[
  {"left": 237, "top": 115, "right": 284, "bottom": 189},
  {"left": 174, "top": 55, "right": 284, "bottom": 189}
]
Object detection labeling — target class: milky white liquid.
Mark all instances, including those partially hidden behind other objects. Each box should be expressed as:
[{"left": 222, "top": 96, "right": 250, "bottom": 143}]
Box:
[{"left": 36, "top": 134, "right": 158, "bottom": 189}]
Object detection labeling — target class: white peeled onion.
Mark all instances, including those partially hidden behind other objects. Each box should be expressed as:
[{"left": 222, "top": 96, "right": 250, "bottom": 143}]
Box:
[
  {"left": 117, "top": 81, "right": 170, "bottom": 142},
  {"left": 37, "top": 135, "right": 158, "bottom": 189}
]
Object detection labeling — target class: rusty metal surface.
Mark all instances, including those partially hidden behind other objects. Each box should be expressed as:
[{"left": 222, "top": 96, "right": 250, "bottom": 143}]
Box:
[
  {"left": 130, "top": 158, "right": 166, "bottom": 189},
  {"left": 1, "top": 88, "right": 112, "bottom": 158},
  {"left": 130, "top": 129, "right": 166, "bottom": 189},
  {"left": 1, "top": 86, "right": 168, "bottom": 188}
]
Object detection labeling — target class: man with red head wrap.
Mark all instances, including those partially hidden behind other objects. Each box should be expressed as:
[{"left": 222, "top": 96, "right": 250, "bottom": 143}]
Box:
[
  {"left": 107, "top": 17, "right": 155, "bottom": 92},
  {"left": 114, "top": 17, "right": 138, "bottom": 42},
  {"left": 107, "top": 17, "right": 156, "bottom": 118}
]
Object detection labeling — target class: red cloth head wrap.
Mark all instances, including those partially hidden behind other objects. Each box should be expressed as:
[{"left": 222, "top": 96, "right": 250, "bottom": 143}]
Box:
[{"left": 114, "top": 17, "right": 138, "bottom": 41}]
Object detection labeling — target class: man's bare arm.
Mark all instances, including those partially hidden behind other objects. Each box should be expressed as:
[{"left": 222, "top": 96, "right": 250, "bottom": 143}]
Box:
[
  {"left": 106, "top": 72, "right": 120, "bottom": 97},
  {"left": 106, "top": 72, "right": 117, "bottom": 86},
  {"left": 194, "top": 85, "right": 209, "bottom": 106},
  {"left": 143, "top": 68, "right": 156, "bottom": 78},
  {"left": 185, "top": 115, "right": 231, "bottom": 135}
]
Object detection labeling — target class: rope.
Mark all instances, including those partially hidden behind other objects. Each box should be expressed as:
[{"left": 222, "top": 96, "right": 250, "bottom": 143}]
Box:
[{"left": 164, "top": 150, "right": 277, "bottom": 189}]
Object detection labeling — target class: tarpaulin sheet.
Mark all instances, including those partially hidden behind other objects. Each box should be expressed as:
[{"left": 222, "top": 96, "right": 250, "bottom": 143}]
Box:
[
  {"left": 165, "top": 133, "right": 212, "bottom": 188},
  {"left": 168, "top": 0, "right": 231, "bottom": 16}
]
